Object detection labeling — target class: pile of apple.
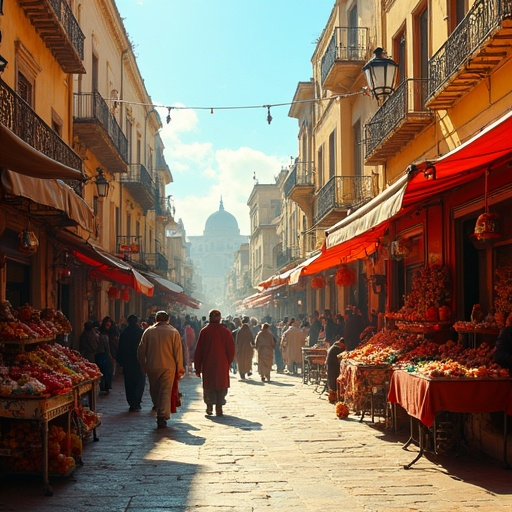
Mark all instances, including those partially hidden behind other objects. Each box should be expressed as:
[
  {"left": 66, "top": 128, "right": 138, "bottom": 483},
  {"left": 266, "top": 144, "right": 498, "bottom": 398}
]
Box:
[
  {"left": 0, "top": 343, "right": 101, "bottom": 397},
  {"left": 0, "top": 303, "right": 72, "bottom": 342}
]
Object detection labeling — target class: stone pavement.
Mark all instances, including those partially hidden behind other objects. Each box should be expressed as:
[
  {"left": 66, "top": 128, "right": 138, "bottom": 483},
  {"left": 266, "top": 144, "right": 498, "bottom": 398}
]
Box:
[{"left": 1, "top": 368, "right": 512, "bottom": 511}]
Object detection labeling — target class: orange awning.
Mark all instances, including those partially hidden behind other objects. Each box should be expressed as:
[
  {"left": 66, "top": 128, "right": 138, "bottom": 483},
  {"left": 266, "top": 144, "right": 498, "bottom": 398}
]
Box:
[
  {"left": 1, "top": 169, "right": 95, "bottom": 232},
  {"left": 140, "top": 271, "right": 201, "bottom": 309},
  {"left": 0, "top": 123, "right": 85, "bottom": 180},
  {"left": 73, "top": 248, "right": 154, "bottom": 297}
]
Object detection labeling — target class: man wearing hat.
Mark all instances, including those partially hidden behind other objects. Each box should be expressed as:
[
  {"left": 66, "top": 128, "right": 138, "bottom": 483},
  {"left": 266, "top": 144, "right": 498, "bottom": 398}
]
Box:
[
  {"left": 116, "top": 314, "right": 145, "bottom": 412},
  {"left": 194, "top": 309, "right": 235, "bottom": 416},
  {"left": 138, "top": 310, "right": 185, "bottom": 428}
]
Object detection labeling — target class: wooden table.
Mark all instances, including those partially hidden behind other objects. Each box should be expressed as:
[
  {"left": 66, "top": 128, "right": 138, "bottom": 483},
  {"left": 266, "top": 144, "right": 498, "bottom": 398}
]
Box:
[{"left": 387, "top": 370, "right": 512, "bottom": 468}]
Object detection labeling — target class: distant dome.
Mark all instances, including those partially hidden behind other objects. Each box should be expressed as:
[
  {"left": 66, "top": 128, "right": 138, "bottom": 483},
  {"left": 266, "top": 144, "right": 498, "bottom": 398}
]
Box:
[{"left": 204, "top": 198, "right": 240, "bottom": 236}]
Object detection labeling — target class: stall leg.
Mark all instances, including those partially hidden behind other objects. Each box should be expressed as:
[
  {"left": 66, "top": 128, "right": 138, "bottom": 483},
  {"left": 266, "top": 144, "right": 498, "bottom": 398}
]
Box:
[
  {"left": 41, "top": 421, "right": 53, "bottom": 496},
  {"left": 404, "top": 422, "right": 426, "bottom": 470}
]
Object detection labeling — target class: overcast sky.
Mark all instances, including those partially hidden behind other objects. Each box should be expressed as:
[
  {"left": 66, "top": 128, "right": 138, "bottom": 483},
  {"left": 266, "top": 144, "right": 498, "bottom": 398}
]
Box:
[{"left": 117, "top": 0, "right": 334, "bottom": 236}]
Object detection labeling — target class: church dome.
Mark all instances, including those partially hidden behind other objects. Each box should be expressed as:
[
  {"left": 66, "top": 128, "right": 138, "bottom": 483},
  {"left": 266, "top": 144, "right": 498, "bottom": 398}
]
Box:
[{"left": 204, "top": 199, "right": 240, "bottom": 236}]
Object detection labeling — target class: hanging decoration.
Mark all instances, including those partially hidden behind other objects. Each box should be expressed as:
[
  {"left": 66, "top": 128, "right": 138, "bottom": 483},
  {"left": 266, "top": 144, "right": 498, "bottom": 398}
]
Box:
[
  {"left": 113, "top": 88, "right": 367, "bottom": 126},
  {"left": 18, "top": 226, "right": 39, "bottom": 255},
  {"left": 311, "top": 276, "right": 326, "bottom": 289},
  {"left": 107, "top": 286, "right": 121, "bottom": 300},
  {"left": 120, "top": 288, "right": 131, "bottom": 302},
  {"left": 471, "top": 169, "right": 501, "bottom": 245},
  {"left": 335, "top": 266, "right": 357, "bottom": 287}
]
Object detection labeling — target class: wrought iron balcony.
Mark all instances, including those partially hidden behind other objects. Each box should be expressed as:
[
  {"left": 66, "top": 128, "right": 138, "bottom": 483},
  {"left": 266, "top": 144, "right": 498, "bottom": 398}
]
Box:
[
  {"left": 276, "top": 246, "right": 300, "bottom": 269},
  {"left": 119, "top": 164, "right": 156, "bottom": 210},
  {"left": 18, "top": 0, "right": 85, "bottom": 74},
  {"left": 73, "top": 92, "right": 128, "bottom": 173},
  {"left": 155, "top": 195, "right": 175, "bottom": 220},
  {"left": 0, "top": 78, "right": 83, "bottom": 174},
  {"left": 314, "top": 175, "right": 374, "bottom": 227},
  {"left": 283, "top": 161, "right": 315, "bottom": 214},
  {"left": 321, "top": 27, "right": 369, "bottom": 92},
  {"left": 427, "top": 0, "right": 512, "bottom": 109},
  {"left": 364, "top": 79, "right": 434, "bottom": 164},
  {"left": 145, "top": 251, "right": 169, "bottom": 274}
]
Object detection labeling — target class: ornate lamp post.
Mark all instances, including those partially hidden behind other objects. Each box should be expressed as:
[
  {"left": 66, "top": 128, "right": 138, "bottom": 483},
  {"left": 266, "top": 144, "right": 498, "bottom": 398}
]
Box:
[{"left": 363, "top": 47, "right": 398, "bottom": 101}]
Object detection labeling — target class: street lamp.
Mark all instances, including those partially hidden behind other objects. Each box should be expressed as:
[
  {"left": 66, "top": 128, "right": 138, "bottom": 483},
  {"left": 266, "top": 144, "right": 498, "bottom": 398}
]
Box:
[
  {"left": 363, "top": 47, "right": 398, "bottom": 102},
  {"left": 95, "top": 167, "right": 110, "bottom": 198},
  {"left": 0, "top": 54, "right": 8, "bottom": 74}
]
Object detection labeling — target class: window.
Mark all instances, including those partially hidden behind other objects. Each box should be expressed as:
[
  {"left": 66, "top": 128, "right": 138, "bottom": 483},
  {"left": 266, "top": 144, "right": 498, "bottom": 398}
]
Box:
[
  {"left": 393, "top": 27, "right": 406, "bottom": 85},
  {"left": 51, "top": 108, "right": 63, "bottom": 137},
  {"left": 448, "top": 0, "right": 467, "bottom": 33},
  {"left": 317, "top": 145, "right": 324, "bottom": 188},
  {"left": 413, "top": 3, "right": 429, "bottom": 107},
  {"left": 353, "top": 120, "right": 362, "bottom": 177},
  {"left": 15, "top": 41, "right": 40, "bottom": 108},
  {"left": 328, "top": 129, "right": 336, "bottom": 180}
]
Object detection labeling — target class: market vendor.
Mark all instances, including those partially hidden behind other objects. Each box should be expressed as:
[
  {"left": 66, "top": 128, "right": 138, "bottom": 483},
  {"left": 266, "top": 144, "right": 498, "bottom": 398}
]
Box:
[
  {"left": 326, "top": 338, "right": 346, "bottom": 397},
  {"left": 494, "top": 312, "right": 512, "bottom": 372}
]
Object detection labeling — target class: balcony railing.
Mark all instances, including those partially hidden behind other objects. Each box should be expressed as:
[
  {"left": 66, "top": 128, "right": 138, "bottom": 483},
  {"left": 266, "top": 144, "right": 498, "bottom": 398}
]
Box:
[
  {"left": 145, "top": 251, "right": 169, "bottom": 273},
  {"left": 314, "top": 175, "right": 374, "bottom": 226},
  {"left": 119, "top": 164, "right": 156, "bottom": 210},
  {"left": 364, "top": 79, "right": 433, "bottom": 163},
  {"left": 18, "top": 0, "right": 85, "bottom": 73},
  {"left": 283, "top": 162, "right": 314, "bottom": 197},
  {"left": 155, "top": 195, "right": 175, "bottom": 219},
  {"left": 321, "top": 27, "right": 369, "bottom": 91},
  {"left": 73, "top": 92, "right": 128, "bottom": 172},
  {"left": 0, "top": 79, "right": 83, "bottom": 173},
  {"left": 276, "top": 246, "right": 300, "bottom": 269},
  {"left": 427, "top": 0, "right": 512, "bottom": 108}
]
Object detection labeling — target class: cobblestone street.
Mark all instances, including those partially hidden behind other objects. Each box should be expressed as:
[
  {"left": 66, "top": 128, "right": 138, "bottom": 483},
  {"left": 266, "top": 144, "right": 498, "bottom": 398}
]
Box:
[{"left": 1, "top": 370, "right": 512, "bottom": 511}]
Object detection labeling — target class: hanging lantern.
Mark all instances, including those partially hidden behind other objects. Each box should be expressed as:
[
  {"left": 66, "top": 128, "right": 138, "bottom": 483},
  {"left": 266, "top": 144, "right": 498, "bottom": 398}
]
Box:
[
  {"left": 18, "top": 229, "right": 39, "bottom": 254},
  {"left": 335, "top": 266, "right": 357, "bottom": 287},
  {"left": 311, "top": 276, "right": 326, "bottom": 289},
  {"left": 120, "top": 288, "right": 131, "bottom": 302},
  {"left": 390, "top": 239, "right": 410, "bottom": 261},
  {"left": 471, "top": 169, "right": 501, "bottom": 246},
  {"left": 108, "top": 286, "right": 121, "bottom": 300}
]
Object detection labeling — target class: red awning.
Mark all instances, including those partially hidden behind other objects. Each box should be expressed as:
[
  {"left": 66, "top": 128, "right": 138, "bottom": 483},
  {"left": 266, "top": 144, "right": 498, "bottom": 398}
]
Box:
[
  {"left": 298, "top": 110, "right": 512, "bottom": 277},
  {"left": 243, "top": 291, "right": 272, "bottom": 309},
  {"left": 405, "top": 109, "right": 512, "bottom": 208},
  {"left": 141, "top": 271, "right": 201, "bottom": 309},
  {"left": 0, "top": 123, "right": 85, "bottom": 180},
  {"left": 73, "top": 248, "right": 154, "bottom": 297}
]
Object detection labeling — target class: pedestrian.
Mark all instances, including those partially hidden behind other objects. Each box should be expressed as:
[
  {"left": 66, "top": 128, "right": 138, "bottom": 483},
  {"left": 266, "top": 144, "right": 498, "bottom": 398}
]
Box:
[
  {"left": 308, "top": 311, "right": 321, "bottom": 347},
  {"left": 235, "top": 316, "right": 255, "bottom": 380},
  {"left": 494, "top": 312, "right": 512, "bottom": 373},
  {"left": 78, "top": 321, "right": 98, "bottom": 363},
  {"left": 230, "top": 316, "right": 242, "bottom": 374},
  {"left": 116, "top": 314, "right": 145, "bottom": 412},
  {"left": 326, "top": 338, "right": 346, "bottom": 401},
  {"left": 137, "top": 310, "right": 185, "bottom": 429},
  {"left": 96, "top": 317, "right": 113, "bottom": 395},
  {"left": 344, "top": 306, "right": 365, "bottom": 351},
  {"left": 194, "top": 309, "right": 235, "bottom": 416},
  {"left": 281, "top": 318, "right": 305, "bottom": 375},
  {"left": 255, "top": 322, "right": 276, "bottom": 382},
  {"left": 184, "top": 322, "right": 196, "bottom": 374},
  {"left": 323, "top": 309, "right": 337, "bottom": 345}
]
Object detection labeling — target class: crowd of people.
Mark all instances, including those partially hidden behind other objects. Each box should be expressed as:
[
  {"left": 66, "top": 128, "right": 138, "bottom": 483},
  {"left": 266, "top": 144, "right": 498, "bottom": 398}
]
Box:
[{"left": 77, "top": 306, "right": 373, "bottom": 429}]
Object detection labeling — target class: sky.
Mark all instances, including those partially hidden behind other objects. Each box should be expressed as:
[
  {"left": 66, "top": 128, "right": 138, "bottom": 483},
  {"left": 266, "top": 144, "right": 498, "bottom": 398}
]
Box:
[{"left": 116, "top": 0, "right": 334, "bottom": 237}]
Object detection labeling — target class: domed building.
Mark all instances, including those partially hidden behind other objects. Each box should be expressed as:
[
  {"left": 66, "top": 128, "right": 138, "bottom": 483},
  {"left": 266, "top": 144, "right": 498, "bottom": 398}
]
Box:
[{"left": 188, "top": 199, "right": 248, "bottom": 313}]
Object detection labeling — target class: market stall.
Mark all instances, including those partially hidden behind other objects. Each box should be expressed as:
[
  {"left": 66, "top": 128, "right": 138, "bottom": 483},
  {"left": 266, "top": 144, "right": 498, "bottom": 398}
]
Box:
[
  {"left": 0, "top": 302, "right": 102, "bottom": 495},
  {"left": 301, "top": 346, "right": 327, "bottom": 386},
  {"left": 388, "top": 370, "right": 512, "bottom": 468}
]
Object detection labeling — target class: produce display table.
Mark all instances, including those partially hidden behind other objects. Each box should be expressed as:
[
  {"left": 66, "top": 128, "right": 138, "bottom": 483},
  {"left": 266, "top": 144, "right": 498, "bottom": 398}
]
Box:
[
  {"left": 337, "top": 360, "right": 392, "bottom": 423},
  {"left": 387, "top": 370, "right": 512, "bottom": 468},
  {"left": 0, "top": 379, "right": 100, "bottom": 495}
]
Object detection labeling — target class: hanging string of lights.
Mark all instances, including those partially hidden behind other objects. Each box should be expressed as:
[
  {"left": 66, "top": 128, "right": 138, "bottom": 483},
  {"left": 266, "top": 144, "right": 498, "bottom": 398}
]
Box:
[{"left": 116, "top": 87, "right": 369, "bottom": 125}]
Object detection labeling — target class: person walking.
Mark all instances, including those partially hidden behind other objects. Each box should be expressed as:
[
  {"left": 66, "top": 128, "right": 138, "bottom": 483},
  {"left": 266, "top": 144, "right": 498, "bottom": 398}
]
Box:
[
  {"left": 137, "top": 310, "right": 185, "bottom": 429},
  {"left": 194, "top": 309, "right": 235, "bottom": 416},
  {"left": 281, "top": 318, "right": 305, "bottom": 375},
  {"left": 235, "top": 316, "right": 255, "bottom": 380},
  {"left": 116, "top": 314, "right": 145, "bottom": 412},
  {"left": 96, "top": 317, "right": 113, "bottom": 396},
  {"left": 255, "top": 322, "right": 276, "bottom": 382},
  {"left": 308, "top": 311, "right": 321, "bottom": 347}
]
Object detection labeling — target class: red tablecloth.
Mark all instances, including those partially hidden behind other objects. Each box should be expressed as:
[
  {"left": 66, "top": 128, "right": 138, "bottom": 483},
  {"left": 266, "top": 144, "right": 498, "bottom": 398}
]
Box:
[{"left": 387, "top": 370, "right": 512, "bottom": 427}]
